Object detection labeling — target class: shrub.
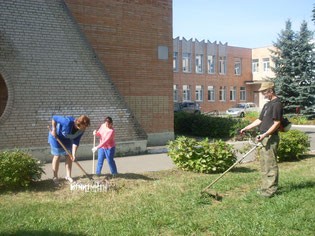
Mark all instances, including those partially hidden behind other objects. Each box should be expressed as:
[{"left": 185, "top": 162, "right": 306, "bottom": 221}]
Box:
[
  {"left": 174, "top": 112, "right": 251, "bottom": 140},
  {"left": 167, "top": 136, "right": 237, "bottom": 173},
  {"left": 0, "top": 150, "right": 45, "bottom": 190},
  {"left": 277, "top": 130, "right": 310, "bottom": 162}
]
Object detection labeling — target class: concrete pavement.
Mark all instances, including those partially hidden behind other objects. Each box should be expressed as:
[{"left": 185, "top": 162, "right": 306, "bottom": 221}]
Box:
[{"left": 42, "top": 148, "right": 176, "bottom": 180}]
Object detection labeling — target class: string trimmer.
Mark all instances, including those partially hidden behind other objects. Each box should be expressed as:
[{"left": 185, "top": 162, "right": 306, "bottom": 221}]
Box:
[{"left": 201, "top": 132, "right": 262, "bottom": 200}]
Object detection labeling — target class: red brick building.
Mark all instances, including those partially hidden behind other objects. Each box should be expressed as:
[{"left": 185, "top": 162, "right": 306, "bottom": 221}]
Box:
[
  {"left": 173, "top": 37, "right": 255, "bottom": 113},
  {"left": 65, "top": 0, "right": 174, "bottom": 145},
  {"left": 0, "top": 0, "right": 173, "bottom": 160}
]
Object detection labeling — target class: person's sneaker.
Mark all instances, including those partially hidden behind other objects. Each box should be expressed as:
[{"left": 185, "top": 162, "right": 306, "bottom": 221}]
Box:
[
  {"left": 65, "top": 176, "right": 74, "bottom": 183},
  {"left": 53, "top": 177, "right": 59, "bottom": 185}
]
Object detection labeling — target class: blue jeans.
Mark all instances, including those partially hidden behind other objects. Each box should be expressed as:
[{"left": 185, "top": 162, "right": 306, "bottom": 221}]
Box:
[{"left": 96, "top": 147, "right": 117, "bottom": 175}]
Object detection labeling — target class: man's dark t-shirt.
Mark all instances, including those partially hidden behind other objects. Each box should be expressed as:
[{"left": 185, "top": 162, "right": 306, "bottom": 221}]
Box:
[{"left": 259, "top": 98, "right": 283, "bottom": 134}]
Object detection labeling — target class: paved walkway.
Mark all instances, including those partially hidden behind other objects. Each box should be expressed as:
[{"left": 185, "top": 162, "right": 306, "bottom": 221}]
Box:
[{"left": 42, "top": 149, "right": 176, "bottom": 180}]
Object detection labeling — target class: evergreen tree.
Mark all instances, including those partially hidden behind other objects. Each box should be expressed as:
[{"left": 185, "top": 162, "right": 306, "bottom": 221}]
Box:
[
  {"left": 312, "top": 4, "right": 315, "bottom": 25},
  {"left": 294, "top": 21, "right": 315, "bottom": 113},
  {"left": 270, "top": 20, "right": 315, "bottom": 114},
  {"left": 270, "top": 20, "right": 298, "bottom": 112}
]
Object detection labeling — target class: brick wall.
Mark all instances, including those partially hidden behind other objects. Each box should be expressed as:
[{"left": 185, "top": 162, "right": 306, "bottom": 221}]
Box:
[
  {"left": 0, "top": 0, "right": 165, "bottom": 158},
  {"left": 65, "top": 0, "right": 174, "bottom": 145}
]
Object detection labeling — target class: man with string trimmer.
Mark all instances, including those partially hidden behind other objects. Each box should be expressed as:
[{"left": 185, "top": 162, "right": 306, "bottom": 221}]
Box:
[{"left": 240, "top": 81, "right": 283, "bottom": 198}]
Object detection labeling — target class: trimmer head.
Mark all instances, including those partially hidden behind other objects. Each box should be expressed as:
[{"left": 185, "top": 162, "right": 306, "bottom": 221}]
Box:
[{"left": 200, "top": 190, "right": 223, "bottom": 201}]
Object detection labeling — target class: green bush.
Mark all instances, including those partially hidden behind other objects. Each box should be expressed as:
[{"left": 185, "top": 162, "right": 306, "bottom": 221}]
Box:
[
  {"left": 0, "top": 150, "right": 45, "bottom": 190},
  {"left": 277, "top": 130, "right": 310, "bottom": 162},
  {"left": 174, "top": 112, "right": 251, "bottom": 139},
  {"left": 167, "top": 136, "right": 237, "bottom": 173}
]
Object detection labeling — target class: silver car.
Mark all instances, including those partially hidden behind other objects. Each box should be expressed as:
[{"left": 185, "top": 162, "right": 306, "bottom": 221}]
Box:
[{"left": 226, "top": 102, "right": 259, "bottom": 117}]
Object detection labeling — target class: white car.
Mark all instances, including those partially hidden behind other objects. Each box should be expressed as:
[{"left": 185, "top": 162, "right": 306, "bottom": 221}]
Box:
[{"left": 226, "top": 102, "right": 259, "bottom": 117}]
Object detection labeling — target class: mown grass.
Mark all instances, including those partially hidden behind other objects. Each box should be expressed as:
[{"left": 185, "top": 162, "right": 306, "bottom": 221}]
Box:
[{"left": 1, "top": 156, "right": 315, "bottom": 236}]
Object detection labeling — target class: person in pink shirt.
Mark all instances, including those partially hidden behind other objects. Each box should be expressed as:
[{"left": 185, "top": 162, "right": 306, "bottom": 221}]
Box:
[{"left": 92, "top": 116, "right": 118, "bottom": 176}]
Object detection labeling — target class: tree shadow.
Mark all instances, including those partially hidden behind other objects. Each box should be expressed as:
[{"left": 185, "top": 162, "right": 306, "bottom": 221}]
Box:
[
  {"left": 108, "top": 173, "right": 155, "bottom": 181},
  {"left": 1, "top": 230, "right": 85, "bottom": 236},
  {"left": 230, "top": 166, "right": 257, "bottom": 173},
  {"left": 0, "top": 179, "right": 62, "bottom": 194},
  {"left": 277, "top": 180, "right": 315, "bottom": 195}
]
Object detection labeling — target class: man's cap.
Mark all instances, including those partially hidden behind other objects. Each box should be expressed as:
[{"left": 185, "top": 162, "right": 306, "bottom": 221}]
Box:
[{"left": 258, "top": 82, "right": 274, "bottom": 91}]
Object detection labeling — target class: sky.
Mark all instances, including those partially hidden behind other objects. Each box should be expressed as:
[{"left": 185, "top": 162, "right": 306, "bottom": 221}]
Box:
[{"left": 173, "top": 0, "right": 314, "bottom": 48}]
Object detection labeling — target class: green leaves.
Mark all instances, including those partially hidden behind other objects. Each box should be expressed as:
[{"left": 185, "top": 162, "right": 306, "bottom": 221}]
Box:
[
  {"left": 278, "top": 130, "right": 310, "bottom": 162},
  {"left": 0, "top": 150, "right": 45, "bottom": 190},
  {"left": 167, "top": 137, "right": 237, "bottom": 174}
]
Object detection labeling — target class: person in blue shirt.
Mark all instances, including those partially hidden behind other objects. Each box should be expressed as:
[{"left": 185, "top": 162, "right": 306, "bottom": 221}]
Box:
[{"left": 48, "top": 115, "right": 90, "bottom": 184}]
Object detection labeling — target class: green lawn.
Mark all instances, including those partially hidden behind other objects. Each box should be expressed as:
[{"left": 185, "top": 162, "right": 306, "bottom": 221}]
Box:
[{"left": 1, "top": 156, "right": 315, "bottom": 236}]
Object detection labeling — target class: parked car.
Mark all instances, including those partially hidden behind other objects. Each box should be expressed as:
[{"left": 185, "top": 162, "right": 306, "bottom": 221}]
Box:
[
  {"left": 174, "top": 101, "right": 201, "bottom": 114},
  {"left": 226, "top": 102, "right": 259, "bottom": 117}
]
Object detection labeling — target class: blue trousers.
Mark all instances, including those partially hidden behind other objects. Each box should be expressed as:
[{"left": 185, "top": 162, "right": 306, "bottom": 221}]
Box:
[{"left": 96, "top": 147, "right": 117, "bottom": 175}]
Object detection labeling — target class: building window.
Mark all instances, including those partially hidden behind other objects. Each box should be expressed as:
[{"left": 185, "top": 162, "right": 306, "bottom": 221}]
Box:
[
  {"left": 252, "top": 59, "right": 259, "bottom": 72},
  {"left": 183, "top": 85, "right": 191, "bottom": 101},
  {"left": 230, "top": 86, "right": 236, "bottom": 101},
  {"left": 173, "top": 84, "right": 178, "bottom": 101},
  {"left": 182, "top": 53, "right": 192, "bottom": 73},
  {"left": 195, "top": 54, "right": 203, "bottom": 73},
  {"left": 207, "top": 55, "right": 216, "bottom": 74},
  {"left": 207, "top": 86, "right": 215, "bottom": 101},
  {"left": 234, "top": 58, "right": 242, "bottom": 75},
  {"left": 219, "top": 86, "right": 226, "bottom": 101},
  {"left": 263, "top": 58, "right": 270, "bottom": 72},
  {"left": 195, "top": 85, "right": 203, "bottom": 101},
  {"left": 240, "top": 86, "right": 246, "bottom": 101},
  {"left": 219, "top": 56, "right": 226, "bottom": 75},
  {"left": 173, "top": 52, "right": 178, "bottom": 72}
]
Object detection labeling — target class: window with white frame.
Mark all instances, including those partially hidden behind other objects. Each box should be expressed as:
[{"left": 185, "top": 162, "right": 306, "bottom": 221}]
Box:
[
  {"left": 207, "top": 55, "right": 216, "bottom": 74},
  {"left": 173, "top": 84, "right": 178, "bottom": 101},
  {"left": 207, "top": 85, "right": 215, "bottom": 101},
  {"left": 234, "top": 58, "right": 242, "bottom": 75},
  {"left": 182, "top": 53, "right": 191, "bottom": 73},
  {"left": 219, "top": 56, "right": 226, "bottom": 74},
  {"left": 173, "top": 52, "right": 178, "bottom": 72},
  {"left": 230, "top": 86, "right": 236, "bottom": 101},
  {"left": 195, "top": 85, "right": 203, "bottom": 101},
  {"left": 219, "top": 86, "right": 226, "bottom": 101},
  {"left": 183, "top": 85, "right": 191, "bottom": 101},
  {"left": 252, "top": 59, "right": 259, "bottom": 72},
  {"left": 263, "top": 58, "right": 270, "bottom": 72},
  {"left": 240, "top": 86, "right": 246, "bottom": 101},
  {"left": 195, "top": 54, "right": 203, "bottom": 73}
]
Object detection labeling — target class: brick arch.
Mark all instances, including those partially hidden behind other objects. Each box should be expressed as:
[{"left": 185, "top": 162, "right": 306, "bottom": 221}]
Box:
[{"left": 0, "top": 69, "right": 13, "bottom": 124}]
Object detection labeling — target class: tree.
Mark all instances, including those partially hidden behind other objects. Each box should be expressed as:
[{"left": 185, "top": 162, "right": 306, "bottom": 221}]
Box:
[
  {"left": 270, "top": 20, "right": 315, "bottom": 114},
  {"left": 294, "top": 21, "right": 315, "bottom": 113},
  {"left": 312, "top": 4, "right": 315, "bottom": 25},
  {"left": 270, "top": 20, "right": 298, "bottom": 112}
]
